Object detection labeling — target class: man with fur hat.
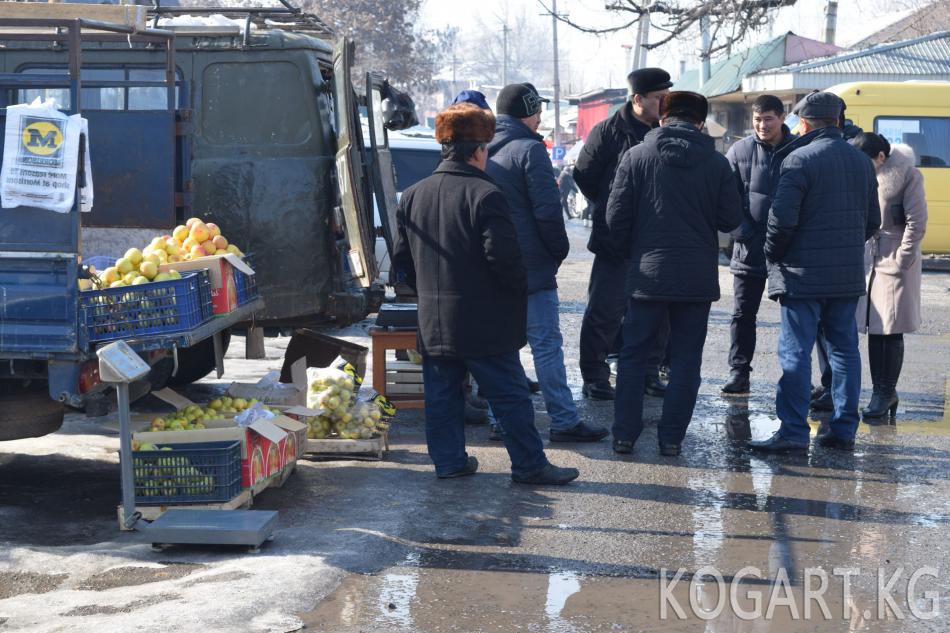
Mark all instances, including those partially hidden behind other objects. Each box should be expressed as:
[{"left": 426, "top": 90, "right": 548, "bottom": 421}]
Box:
[
  {"left": 391, "top": 103, "right": 579, "bottom": 485},
  {"left": 574, "top": 68, "right": 673, "bottom": 401},
  {"left": 486, "top": 83, "right": 608, "bottom": 444},
  {"left": 606, "top": 91, "right": 743, "bottom": 456},
  {"left": 748, "top": 91, "right": 880, "bottom": 454}
]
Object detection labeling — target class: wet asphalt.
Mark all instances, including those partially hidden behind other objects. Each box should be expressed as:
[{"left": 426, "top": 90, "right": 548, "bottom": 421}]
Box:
[{"left": 0, "top": 220, "right": 948, "bottom": 632}]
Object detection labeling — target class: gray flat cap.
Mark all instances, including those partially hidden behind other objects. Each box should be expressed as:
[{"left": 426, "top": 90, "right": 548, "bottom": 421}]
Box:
[{"left": 792, "top": 91, "right": 844, "bottom": 120}]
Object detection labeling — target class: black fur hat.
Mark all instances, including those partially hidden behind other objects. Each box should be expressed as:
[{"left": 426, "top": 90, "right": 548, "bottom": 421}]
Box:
[{"left": 659, "top": 91, "right": 709, "bottom": 124}]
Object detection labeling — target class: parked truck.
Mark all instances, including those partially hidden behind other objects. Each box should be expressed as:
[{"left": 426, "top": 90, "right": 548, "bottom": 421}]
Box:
[{"left": 0, "top": 3, "right": 408, "bottom": 440}]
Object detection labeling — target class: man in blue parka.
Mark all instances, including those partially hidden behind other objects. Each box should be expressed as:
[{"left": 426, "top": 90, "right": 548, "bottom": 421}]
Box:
[{"left": 487, "top": 83, "right": 608, "bottom": 443}]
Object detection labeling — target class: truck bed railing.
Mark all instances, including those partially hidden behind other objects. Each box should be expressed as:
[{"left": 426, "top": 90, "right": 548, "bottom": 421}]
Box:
[{"left": 148, "top": 0, "right": 334, "bottom": 43}]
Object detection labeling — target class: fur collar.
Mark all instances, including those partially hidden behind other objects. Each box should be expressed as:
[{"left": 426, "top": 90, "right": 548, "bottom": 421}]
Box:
[{"left": 877, "top": 143, "right": 916, "bottom": 202}]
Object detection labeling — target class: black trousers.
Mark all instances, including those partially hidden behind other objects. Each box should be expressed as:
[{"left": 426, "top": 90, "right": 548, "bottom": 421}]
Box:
[
  {"left": 580, "top": 254, "right": 668, "bottom": 383},
  {"left": 728, "top": 274, "right": 767, "bottom": 372},
  {"left": 614, "top": 300, "right": 711, "bottom": 444}
]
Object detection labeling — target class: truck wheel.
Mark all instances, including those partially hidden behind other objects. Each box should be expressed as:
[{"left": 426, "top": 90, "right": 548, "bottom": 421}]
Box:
[
  {"left": 167, "top": 330, "right": 232, "bottom": 386},
  {"left": 0, "top": 389, "right": 65, "bottom": 441}
]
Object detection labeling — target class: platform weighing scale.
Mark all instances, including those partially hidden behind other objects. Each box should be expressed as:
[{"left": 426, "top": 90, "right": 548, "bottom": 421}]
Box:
[{"left": 98, "top": 340, "right": 278, "bottom": 550}]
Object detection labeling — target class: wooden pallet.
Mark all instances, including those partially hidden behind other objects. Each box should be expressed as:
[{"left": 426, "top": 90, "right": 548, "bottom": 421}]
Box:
[
  {"left": 117, "top": 463, "right": 297, "bottom": 529},
  {"left": 305, "top": 431, "right": 389, "bottom": 460}
]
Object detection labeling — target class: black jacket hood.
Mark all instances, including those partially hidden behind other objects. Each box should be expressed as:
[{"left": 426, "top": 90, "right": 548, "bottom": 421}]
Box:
[{"left": 645, "top": 122, "right": 715, "bottom": 168}]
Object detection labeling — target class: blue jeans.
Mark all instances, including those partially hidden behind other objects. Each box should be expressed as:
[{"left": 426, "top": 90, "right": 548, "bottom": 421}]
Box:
[
  {"left": 776, "top": 297, "right": 861, "bottom": 442},
  {"left": 422, "top": 352, "right": 549, "bottom": 478},
  {"left": 527, "top": 289, "right": 579, "bottom": 432},
  {"left": 613, "top": 299, "right": 711, "bottom": 445}
]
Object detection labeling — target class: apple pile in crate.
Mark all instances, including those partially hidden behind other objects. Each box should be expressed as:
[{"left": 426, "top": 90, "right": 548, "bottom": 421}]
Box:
[{"left": 85, "top": 218, "right": 246, "bottom": 289}]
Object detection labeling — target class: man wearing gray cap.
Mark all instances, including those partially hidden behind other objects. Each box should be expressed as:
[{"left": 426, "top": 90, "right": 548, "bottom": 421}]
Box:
[
  {"left": 574, "top": 67, "right": 672, "bottom": 401},
  {"left": 748, "top": 91, "right": 881, "bottom": 454}
]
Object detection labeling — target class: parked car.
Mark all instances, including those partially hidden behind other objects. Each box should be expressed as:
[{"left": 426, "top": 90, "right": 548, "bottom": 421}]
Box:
[{"left": 369, "top": 132, "right": 441, "bottom": 283}]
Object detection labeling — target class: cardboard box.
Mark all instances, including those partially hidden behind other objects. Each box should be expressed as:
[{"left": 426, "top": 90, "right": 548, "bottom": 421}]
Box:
[
  {"left": 134, "top": 390, "right": 293, "bottom": 488},
  {"left": 160, "top": 253, "right": 254, "bottom": 316}
]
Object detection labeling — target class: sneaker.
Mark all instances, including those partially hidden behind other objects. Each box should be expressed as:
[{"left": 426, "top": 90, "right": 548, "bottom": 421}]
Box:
[
  {"left": 549, "top": 421, "right": 609, "bottom": 443},
  {"left": 512, "top": 463, "right": 579, "bottom": 485},
  {"left": 437, "top": 456, "right": 479, "bottom": 479},
  {"left": 722, "top": 369, "right": 750, "bottom": 394}
]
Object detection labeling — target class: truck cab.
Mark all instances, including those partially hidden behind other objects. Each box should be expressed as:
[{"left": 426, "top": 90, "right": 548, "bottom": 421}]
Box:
[{"left": 0, "top": 5, "right": 406, "bottom": 440}]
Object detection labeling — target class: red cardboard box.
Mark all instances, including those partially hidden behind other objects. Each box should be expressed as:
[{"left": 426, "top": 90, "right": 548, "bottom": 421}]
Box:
[{"left": 160, "top": 253, "right": 255, "bottom": 316}]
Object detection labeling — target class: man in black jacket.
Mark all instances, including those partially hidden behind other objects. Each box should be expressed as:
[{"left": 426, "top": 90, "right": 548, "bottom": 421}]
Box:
[
  {"left": 722, "top": 95, "right": 797, "bottom": 394},
  {"left": 487, "top": 83, "right": 608, "bottom": 443},
  {"left": 392, "top": 103, "right": 578, "bottom": 485},
  {"left": 606, "top": 92, "right": 743, "bottom": 456},
  {"left": 748, "top": 92, "right": 880, "bottom": 454},
  {"left": 574, "top": 68, "right": 672, "bottom": 401}
]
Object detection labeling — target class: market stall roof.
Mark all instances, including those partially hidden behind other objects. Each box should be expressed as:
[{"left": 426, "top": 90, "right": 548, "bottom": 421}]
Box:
[
  {"left": 742, "top": 30, "right": 950, "bottom": 94},
  {"left": 675, "top": 32, "right": 842, "bottom": 99}
]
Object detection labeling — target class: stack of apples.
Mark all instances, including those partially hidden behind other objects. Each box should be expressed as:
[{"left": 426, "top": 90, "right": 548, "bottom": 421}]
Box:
[
  {"left": 96, "top": 248, "right": 183, "bottom": 289},
  {"left": 86, "top": 218, "right": 245, "bottom": 290},
  {"left": 162, "top": 218, "right": 245, "bottom": 262}
]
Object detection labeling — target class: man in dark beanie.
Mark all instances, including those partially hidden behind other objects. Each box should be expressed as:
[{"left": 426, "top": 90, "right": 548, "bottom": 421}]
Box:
[
  {"left": 392, "top": 103, "right": 578, "bottom": 485},
  {"left": 574, "top": 67, "right": 672, "bottom": 401},
  {"left": 487, "top": 83, "right": 608, "bottom": 444},
  {"left": 748, "top": 91, "right": 880, "bottom": 454},
  {"left": 606, "top": 91, "right": 743, "bottom": 456}
]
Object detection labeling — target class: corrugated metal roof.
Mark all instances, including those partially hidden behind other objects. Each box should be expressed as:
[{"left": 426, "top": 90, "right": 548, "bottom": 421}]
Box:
[
  {"left": 675, "top": 34, "right": 786, "bottom": 97},
  {"left": 754, "top": 31, "right": 950, "bottom": 76}
]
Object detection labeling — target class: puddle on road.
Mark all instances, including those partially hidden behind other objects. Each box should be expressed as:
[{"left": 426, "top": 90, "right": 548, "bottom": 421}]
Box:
[{"left": 299, "top": 564, "right": 933, "bottom": 632}]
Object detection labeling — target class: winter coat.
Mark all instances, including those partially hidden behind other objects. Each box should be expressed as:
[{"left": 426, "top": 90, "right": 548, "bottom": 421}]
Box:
[
  {"left": 605, "top": 122, "right": 744, "bottom": 302},
  {"left": 857, "top": 144, "right": 927, "bottom": 334},
  {"left": 486, "top": 115, "right": 570, "bottom": 294},
  {"left": 765, "top": 126, "right": 881, "bottom": 300},
  {"left": 725, "top": 126, "right": 797, "bottom": 278},
  {"left": 573, "top": 102, "right": 654, "bottom": 261},
  {"left": 392, "top": 160, "right": 527, "bottom": 359}
]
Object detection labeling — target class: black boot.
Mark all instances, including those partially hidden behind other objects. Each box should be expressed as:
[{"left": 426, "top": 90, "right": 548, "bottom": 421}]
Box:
[
  {"left": 722, "top": 368, "right": 750, "bottom": 394},
  {"left": 863, "top": 335, "right": 902, "bottom": 420}
]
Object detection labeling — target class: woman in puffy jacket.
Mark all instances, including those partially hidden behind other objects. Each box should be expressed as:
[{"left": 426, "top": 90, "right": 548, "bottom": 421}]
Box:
[{"left": 851, "top": 132, "right": 928, "bottom": 420}]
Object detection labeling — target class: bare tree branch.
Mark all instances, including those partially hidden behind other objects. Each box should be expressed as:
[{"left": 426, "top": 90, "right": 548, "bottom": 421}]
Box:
[{"left": 543, "top": 0, "right": 800, "bottom": 58}]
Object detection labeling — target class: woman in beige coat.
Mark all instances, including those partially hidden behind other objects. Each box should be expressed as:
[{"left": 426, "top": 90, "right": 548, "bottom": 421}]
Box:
[{"left": 852, "top": 132, "right": 928, "bottom": 420}]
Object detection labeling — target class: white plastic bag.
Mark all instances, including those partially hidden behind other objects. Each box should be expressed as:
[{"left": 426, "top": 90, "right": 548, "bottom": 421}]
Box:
[{"left": 1, "top": 97, "right": 90, "bottom": 213}]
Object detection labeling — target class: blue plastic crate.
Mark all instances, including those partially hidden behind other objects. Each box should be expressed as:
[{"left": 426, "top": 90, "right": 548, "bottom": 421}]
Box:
[
  {"left": 80, "top": 270, "right": 213, "bottom": 343},
  {"left": 233, "top": 269, "right": 258, "bottom": 306},
  {"left": 129, "top": 440, "right": 242, "bottom": 505}
]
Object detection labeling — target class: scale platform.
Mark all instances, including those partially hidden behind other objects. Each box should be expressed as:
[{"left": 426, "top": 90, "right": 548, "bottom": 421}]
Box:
[{"left": 141, "top": 509, "right": 278, "bottom": 551}]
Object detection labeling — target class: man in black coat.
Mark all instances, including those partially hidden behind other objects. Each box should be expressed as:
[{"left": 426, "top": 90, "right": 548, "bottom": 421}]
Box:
[
  {"left": 606, "top": 92, "right": 743, "bottom": 456},
  {"left": 748, "top": 92, "right": 881, "bottom": 454},
  {"left": 574, "top": 68, "right": 672, "bottom": 401},
  {"left": 722, "top": 94, "right": 797, "bottom": 394},
  {"left": 392, "top": 103, "right": 578, "bottom": 485},
  {"left": 487, "top": 83, "right": 607, "bottom": 443}
]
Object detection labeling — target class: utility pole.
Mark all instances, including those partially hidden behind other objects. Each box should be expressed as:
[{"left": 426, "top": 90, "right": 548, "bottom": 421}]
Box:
[
  {"left": 635, "top": 12, "right": 651, "bottom": 69},
  {"left": 700, "top": 16, "right": 711, "bottom": 87},
  {"left": 551, "top": 0, "right": 561, "bottom": 149},
  {"left": 501, "top": 22, "right": 510, "bottom": 86}
]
